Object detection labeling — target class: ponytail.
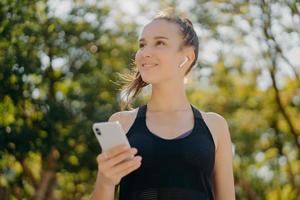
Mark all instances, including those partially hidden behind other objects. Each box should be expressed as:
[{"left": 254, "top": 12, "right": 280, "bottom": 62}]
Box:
[{"left": 118, "top": 68, "right": 148, "bottom": 110}]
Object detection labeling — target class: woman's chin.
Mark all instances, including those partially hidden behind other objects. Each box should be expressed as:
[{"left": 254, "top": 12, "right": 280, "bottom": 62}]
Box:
[{"left": 141, "top": 75, "right": 159, "bottom": 85}]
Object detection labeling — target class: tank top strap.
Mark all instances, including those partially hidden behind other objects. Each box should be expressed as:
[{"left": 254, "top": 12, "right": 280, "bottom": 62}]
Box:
[
  {"left": 136, "top": 104, "right": 147, "bottom": 118},
  {"left": 125, "top": 105, "right": 147, "bottom": 136},
  {"left": 190, "top": 104, "right": 203, "bottom": 120}
]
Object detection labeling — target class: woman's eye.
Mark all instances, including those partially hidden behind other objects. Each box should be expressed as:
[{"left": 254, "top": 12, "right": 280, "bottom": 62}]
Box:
[
  {"left": 138, "top": 41, "right": 165, "bottom": 48},
  {"left": 156, "top": 41, "right": 165, "bottom": 46}
]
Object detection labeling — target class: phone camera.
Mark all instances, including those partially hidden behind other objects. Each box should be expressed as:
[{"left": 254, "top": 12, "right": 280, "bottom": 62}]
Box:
[{"left": 95, "top": 128, "right": 101, "bottom": 136}]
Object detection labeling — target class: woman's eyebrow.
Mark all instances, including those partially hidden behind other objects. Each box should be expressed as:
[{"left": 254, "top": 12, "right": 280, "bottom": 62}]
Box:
[{"left": 139, "top": 36, "right": 169, "bottom": 42}]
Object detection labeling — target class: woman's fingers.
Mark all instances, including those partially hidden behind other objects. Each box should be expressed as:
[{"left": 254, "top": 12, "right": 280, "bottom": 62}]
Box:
[
  {"left": 116, "top": 156, "right": 142, "bottom": 177},
  {"left": 112, "top": 156, "right": 142, "bottom": 175},
  {"left": 97, "top": 144, "right": 129, "bottom": 162},
  {"left": 96, "top": 145, "right": 142, "bottom": 186},
  {"left": 106, "top": 148, "right": 137, "bottom": 167}
]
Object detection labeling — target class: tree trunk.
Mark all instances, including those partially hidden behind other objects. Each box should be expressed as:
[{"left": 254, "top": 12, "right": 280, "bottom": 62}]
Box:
[{"left": 33, "top": 148, "right": 58, "bottom": 200}]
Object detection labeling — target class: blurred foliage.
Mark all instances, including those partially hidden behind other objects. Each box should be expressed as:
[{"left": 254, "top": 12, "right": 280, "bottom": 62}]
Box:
[
  {"left": 0, "top": 0, "right": 138, "bottom": 199},
  {"left": 0, "top": 0, "right": 299, "bottom": 200},
  {"left": 188, "top": 0, "right": 300, "bottom": 199}
]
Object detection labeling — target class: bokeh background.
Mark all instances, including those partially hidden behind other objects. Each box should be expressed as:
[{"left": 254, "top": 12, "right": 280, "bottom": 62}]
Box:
[{"left": 0, "top": 0, "right": 300, "bottom": 199}]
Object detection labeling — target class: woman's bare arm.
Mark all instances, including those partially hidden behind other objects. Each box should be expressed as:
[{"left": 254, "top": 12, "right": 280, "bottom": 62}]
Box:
[
  {"left": 90, "top": 180, "right": 115, "bottom": 200},
  {"left": 211, "top": 114, "right": 235, "bottom": 200},
  {"left": 90, "top": 112, "right": 141, "bottom": 200}
]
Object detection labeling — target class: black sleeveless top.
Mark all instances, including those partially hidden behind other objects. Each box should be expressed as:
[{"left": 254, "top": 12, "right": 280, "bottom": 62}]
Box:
[{"left": 119, "top": 104, "right": 215, "bottom": 200}]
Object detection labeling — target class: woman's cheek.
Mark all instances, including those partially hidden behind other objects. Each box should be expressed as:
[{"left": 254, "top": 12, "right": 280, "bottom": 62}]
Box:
[{"left": 134, "top": 56, "right": 141, "bottom": 68}]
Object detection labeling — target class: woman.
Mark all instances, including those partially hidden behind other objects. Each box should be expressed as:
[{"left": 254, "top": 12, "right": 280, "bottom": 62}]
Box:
[{"left": 91, "top": 11, "right": 235, "bottom": 200}]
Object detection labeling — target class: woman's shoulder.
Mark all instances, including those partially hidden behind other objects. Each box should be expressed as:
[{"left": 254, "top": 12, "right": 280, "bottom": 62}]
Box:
[
  {"left": 195, "top": 106, "right": 228, "bottom": 127},
  {"left": 200, "top": 110, "right": 227, "bottom": 124},
  {"left": 108, "top": 109, "right": 138, "bottom": 121},
  {"left": 197, "top": 108, "right": 231, "bottom": 151},
  {"left": 108, "top": 107, "right": 139, "bottom": 134}
]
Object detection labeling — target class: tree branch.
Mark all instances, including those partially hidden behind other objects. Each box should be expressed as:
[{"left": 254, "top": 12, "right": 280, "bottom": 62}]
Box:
[
  {"left": 33, "top": 148, "right": 58, "bottom": 200},
  {"left": 260, "top": 0, "right": 300, "bottom": 154},
  {"left": 20, "top": 159, "right": 39, "bottom": 189}
]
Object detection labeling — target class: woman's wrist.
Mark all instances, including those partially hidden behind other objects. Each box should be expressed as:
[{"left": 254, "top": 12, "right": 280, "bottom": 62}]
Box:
[
  {"left": 95, "top": 176, "right": 115, "bottom": 191},
  {"left": 90, "top": 181, "right": 115, "bottom": 200},
  {"left": 98, "top": 182, "right": 115, "bottom": 190}
]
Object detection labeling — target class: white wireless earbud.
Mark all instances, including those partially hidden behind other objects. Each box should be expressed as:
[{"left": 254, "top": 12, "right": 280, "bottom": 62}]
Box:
[{"left": 179, "top": 57, "right": 189, "bottom": 68}]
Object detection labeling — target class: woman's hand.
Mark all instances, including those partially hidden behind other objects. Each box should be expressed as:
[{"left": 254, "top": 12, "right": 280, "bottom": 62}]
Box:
[{"left": 96, "top": 144, "right": 142, "bottom": 188}]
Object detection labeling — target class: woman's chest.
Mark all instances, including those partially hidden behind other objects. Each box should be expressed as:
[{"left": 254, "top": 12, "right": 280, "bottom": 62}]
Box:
[
  {"left": 145, "top": 112, "right": 194, "bottom": 139},
  {"left": 128, "top": 133, "right": 215, "bottom": 174}
]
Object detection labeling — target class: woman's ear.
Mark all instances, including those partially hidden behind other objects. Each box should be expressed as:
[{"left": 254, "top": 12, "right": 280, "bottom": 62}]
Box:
[
  {"left": 179, "top": 57, "right": 189, "bottom": 68},
  {"left": 185, "top": 47, "right": 195, "bottom": 65}
]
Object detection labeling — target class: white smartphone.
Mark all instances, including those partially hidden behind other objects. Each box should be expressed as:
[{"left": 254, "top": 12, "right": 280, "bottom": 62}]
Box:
[{"left": 92, "top": 121, "right": 133, "bottom": 160}]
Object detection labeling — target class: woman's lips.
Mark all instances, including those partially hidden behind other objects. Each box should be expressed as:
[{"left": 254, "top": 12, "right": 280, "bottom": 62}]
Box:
[{"left": 142, "top": 63, "right": 158, "bottom": 67}]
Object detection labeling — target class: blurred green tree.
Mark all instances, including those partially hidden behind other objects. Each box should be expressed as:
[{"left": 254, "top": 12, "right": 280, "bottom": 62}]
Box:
[
  {"left": 1, "top": 0, "right": 299, "bottom": 199},
  {"left": 188, "top": 0, "right": 300, "bottom": 199},
  {"left": 0, "top": 0, "right": 138, "bottom": 199}
]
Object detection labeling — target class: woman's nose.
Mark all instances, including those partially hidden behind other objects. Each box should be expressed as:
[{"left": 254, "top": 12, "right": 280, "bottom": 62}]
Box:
[{"left": 140, "top": 46, "right": 153, "bottom": 58}]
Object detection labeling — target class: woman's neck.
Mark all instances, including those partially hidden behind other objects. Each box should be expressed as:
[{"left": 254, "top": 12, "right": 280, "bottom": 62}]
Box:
[{"left": 147, "top": 81, "right": 191, "bottom": 112}]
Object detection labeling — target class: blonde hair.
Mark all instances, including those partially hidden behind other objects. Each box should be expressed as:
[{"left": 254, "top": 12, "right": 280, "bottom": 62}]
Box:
[{"left": 118, "top": 67, "right": 148, "bottom": 110}]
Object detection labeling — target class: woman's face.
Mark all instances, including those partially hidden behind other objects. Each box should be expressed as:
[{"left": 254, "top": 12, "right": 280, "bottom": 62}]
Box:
[{"left": 135, "top": 19, "right": 187, "bottom": 85}]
